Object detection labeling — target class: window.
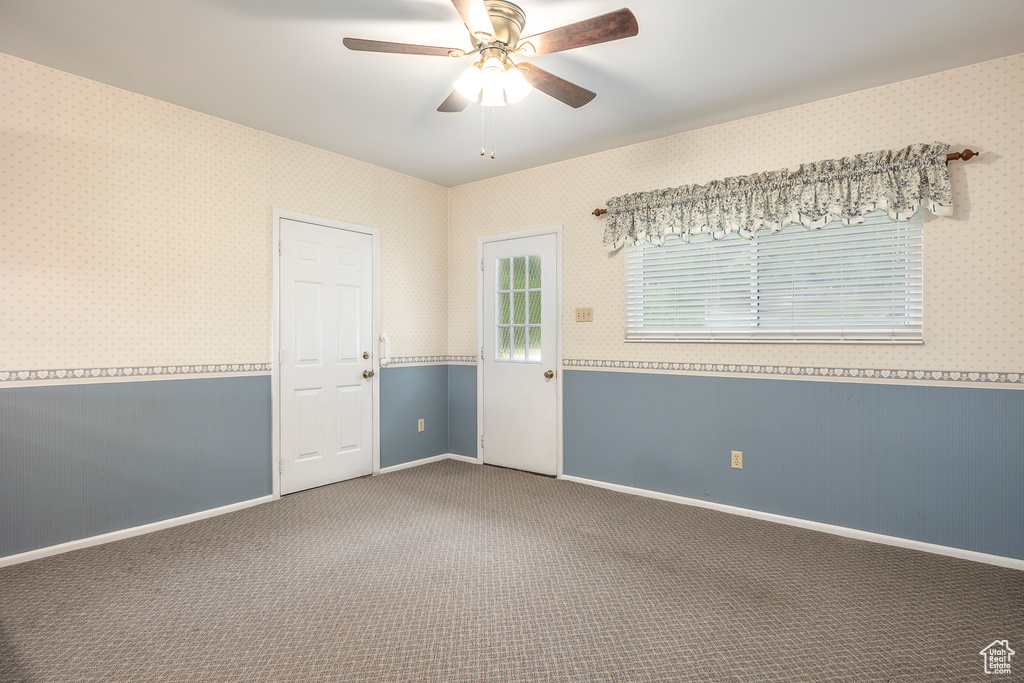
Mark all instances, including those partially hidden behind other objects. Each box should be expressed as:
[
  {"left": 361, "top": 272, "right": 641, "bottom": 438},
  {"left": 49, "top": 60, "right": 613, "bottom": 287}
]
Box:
[
  {"left": 625, "top": 212, "right": 922, "bottom": 342},
  {"left": 496, "top": 255, "right": 542, "bottom": 361}
]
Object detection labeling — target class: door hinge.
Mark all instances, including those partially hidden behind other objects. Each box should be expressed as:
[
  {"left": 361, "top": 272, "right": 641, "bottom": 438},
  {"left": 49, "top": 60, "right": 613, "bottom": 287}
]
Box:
[
  {"left": 278, "top": 239, "right": 282, "bottom": 256},
  {"left": 278, "top": 349, "right": 282, "bottom": 365},
  {"left": 480, "top": 257, "right": 484, "bottom": 272},
  {"left": 480, "top": 346, "right": 484, "bottom": 361},
  {"left": 480, "top": 435, "right": 484, "bottom": 449}
]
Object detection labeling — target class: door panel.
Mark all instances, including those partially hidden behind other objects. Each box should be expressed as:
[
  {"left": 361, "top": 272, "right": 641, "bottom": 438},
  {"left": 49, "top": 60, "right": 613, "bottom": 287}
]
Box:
[
  {"left": 482, "top": 232, "right": 559, "bottom": 475},
  {"left": 295, "top": 239, "right": 323, "bottom": 264},
  {"left": 336, "top": 285, "right": 361, "bottom": 361},
  {"left": 337, "top": 247, "right": 361, "bottom": 269},
  {"left": 336, "top": 385, "right": 362, "bottom": 452},
  {"left": 295, "top": 389, "right": 322, "bottom": 460},
  {"left": 280, "top": 218, "right": 374, "bottom": 494}
]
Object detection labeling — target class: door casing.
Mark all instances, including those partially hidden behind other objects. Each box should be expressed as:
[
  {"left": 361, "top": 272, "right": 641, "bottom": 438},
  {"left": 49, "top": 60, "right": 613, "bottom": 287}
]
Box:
[
  {"left": 476, "top": 225, "right": 563, "bottom": 477},
  {"left": 272, "top": 209, "right": 381, "bottom": 498}
]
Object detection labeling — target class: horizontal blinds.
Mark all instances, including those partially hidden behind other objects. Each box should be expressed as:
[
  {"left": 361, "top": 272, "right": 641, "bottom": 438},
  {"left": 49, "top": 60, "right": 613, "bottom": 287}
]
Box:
[{"left": 625, "top": 213, "right": 923, "bottom": 342}]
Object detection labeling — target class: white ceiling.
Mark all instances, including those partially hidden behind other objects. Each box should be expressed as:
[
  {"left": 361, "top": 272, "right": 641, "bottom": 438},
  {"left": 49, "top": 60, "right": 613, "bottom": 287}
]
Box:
[{"left": 2, "top": 0, "right": 1023, "bottom": 187}]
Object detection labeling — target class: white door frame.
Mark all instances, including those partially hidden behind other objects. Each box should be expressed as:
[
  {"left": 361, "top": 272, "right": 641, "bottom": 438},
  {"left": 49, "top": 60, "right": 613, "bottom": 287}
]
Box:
[
  {"left": 476, "top": 225, "right": 563, "bottom": 477},
  {"left": 271, "top": 209, "right": 381, "bottom": 499}
]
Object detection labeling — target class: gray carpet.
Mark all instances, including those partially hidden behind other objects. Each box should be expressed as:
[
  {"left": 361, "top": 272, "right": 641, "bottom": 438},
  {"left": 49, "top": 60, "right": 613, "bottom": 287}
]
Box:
[{"left": 0, "top": 459, "right": 1021, "bottom": 682}]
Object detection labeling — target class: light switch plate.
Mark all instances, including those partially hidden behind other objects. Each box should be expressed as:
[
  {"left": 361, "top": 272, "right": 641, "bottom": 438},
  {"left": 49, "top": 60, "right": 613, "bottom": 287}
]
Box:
[
  {"left": 576, "top": 307, "right": 593, "bottom": 322},
  {"left": 418, "top": 419, "right": 425, "bottom": 432}
]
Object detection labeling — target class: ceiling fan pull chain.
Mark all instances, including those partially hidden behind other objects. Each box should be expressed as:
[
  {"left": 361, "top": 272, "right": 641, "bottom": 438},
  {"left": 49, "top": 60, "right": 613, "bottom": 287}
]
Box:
[
  {"left": 479, "top": 105, "right": 485, "bottom": 156},
  {"left": 491, "top": 106, "right": 497, "bottom": 159}
]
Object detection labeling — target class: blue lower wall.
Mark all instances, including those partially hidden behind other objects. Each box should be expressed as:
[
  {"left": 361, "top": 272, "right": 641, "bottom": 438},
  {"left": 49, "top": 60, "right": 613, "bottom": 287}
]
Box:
[
  {"left": 379, "top": 364, "right": 478, "bottom": 466},
  {"left": 7, "top": 365, "right": 1018, "bottom": 562},
  {"left": 564, "top": 369, "right": 1024, "bottom": 560},
  {"left": 0, "top": 376, "right": 272, "bottom": 558},
  {"left": 0, "top": 365, "right": 465, "bottom": 559},
  {"left": 447, "top": 365, "right": 477, "bottom": 457},
  {"left": 380, "top": 365, "right": 450, "bottom": 468}
]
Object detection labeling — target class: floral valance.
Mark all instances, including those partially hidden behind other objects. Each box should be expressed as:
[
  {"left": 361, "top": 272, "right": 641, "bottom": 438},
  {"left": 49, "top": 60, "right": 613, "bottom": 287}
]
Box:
[{"left": 602, "top": 142, "right": 953, "bottom": 252}]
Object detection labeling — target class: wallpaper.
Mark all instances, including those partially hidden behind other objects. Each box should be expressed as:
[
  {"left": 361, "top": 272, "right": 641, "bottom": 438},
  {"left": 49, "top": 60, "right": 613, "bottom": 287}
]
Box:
[
  {"left": 5, "top": 51, "right": 1023, "bottom": 387},
  {"left": 0, "top": 53, "right": 448, "bottom": 381},
  {"left": 447, "top": 53, "right": 1024, "bottom": 384}
]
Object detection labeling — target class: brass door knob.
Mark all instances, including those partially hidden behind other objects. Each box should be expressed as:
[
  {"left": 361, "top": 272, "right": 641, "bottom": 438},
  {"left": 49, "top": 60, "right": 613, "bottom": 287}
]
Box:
[
  {"left": 544, "top": 370, "right": 554, "bottom": 379},
  {"left": 363, "top": 351, "right": 370, "bottom": 359},
  {"left": 363, "top": 370, "right": 375, "bottom": 379}
]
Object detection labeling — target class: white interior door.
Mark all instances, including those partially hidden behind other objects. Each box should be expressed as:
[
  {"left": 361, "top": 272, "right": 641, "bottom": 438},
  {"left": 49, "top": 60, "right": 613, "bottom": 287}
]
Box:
[
  {"left": 279, "top": 217, "right": 374, "bottom": 495},
  {"left": 481, "top": 231, "right": 559, "bottom": 475}
]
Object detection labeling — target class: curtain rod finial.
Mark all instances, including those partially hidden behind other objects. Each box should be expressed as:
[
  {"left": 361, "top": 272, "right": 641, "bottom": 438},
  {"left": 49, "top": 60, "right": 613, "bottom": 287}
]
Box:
[
  {"left": 947, "top": 148, "right": 978, "bottom": 162},
  {"left": 593, "top": 208, "right": 607, "bottom": 217}
]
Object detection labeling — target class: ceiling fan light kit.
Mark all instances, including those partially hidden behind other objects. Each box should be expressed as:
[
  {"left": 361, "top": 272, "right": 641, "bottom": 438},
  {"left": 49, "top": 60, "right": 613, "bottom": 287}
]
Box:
[
  {"left": 503, "top": 64, "right": 531, "bottom": 103},
  {"left": 454, "top": 63, "right": 483, "bottom": 100},
  {"left": 344, "top": 0, "right": 638, "bottom": 114},
  {"left": 454, "top": 56, "right": 532, "bottom": 106},
  {"left": 479, "top": 67, "right": 507, "bottom": 107}
]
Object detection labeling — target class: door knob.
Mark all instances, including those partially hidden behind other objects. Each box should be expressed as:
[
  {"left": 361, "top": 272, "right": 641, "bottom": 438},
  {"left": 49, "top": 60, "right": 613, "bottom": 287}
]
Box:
[
  {"left": 544, "top": 370, "right": 554, "bottom": 379},
  {"left": 363, "top": 370, "right": 375, "bottom": 379},
  {"left": 363, "top": 351, "right": 369, "bottom": 359}
]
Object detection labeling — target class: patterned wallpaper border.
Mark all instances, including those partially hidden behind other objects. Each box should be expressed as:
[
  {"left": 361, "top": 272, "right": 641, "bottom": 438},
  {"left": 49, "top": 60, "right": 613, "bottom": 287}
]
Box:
[
  {"left": 564, "top": 359, "right": 1024, "bottom": 386},
  {"left": 0, "top": 363, "right": 271, "bottom": 383},
  {"left": 8, "top": 359, "right": 1018, "bottom": 387},
  {"left": 386, "top": 356, "right": 477, "bottom": 365}
]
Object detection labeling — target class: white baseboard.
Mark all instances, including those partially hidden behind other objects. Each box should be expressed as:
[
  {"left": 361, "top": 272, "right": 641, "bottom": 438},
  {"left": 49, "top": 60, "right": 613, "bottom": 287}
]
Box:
[
  {"left": 0, "top": 495, "right": 274, "bottom": 569},
  {"left": 558, "top": 474, "right": 1024, "bottom": 572},
  {"left": 445, "top": 453, "right": 482, "bottom": 464},
  {"left": 18, "top": 465, "right": 1005, "bottom": 573},
  {"left": 378, "top": 454, "right": 450, "bottom": 474},
  {"left": 378, "top": 453, "right": 481, "bottom": 475}
]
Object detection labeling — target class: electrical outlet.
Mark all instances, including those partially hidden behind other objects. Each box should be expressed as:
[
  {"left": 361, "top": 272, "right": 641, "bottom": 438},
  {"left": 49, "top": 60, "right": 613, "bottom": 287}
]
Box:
[
  {"left": 418, "top": 418, "right": 425, "bottom": 432},
  {"left": 575, "top": 307, "right": 593, "bottom": 322},
  {"left": 731, "top": 450, "right": 743, "bottom": 469}
]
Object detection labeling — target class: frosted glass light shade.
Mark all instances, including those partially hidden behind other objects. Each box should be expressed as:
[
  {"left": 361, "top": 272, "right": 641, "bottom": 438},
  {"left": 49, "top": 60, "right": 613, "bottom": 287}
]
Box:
[
  {"left": 454, "top": 64, "right": 483, "bottom": 100},
  {"left": 480, "top": 61, "right": 506, "bottom": 107},
  {"left": 503, "top": 66, "right": 532, "bottom": 103}
]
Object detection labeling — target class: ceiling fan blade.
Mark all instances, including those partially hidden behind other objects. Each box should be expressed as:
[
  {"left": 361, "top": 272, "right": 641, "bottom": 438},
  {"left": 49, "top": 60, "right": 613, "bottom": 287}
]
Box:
[
  {"left": 438, "top": 90, "right": 471, "bottom": 113},
  {"left": 343, "top": 37, "right": 462, "bottom": 57},
  {"left": 519, "top": 63, "right": 596, "bottom": 108},
  {"left": 518, "top": 8, "right": 638, "bottom": 56},
  {"left": 451, "top": 0, "right": 496, "bottom": 40}
]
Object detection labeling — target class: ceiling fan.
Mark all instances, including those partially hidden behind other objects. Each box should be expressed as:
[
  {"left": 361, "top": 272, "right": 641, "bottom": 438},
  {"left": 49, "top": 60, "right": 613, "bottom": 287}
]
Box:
[{"left": 343, "top": 1, "right": 638, "bottom": 112}]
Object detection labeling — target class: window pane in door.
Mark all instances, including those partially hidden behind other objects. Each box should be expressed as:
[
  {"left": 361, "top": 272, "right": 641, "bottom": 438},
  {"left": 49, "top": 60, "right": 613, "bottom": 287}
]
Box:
[
  {"left": 513, "top": 292, "right": 526, "bottom": 324},
  {"left": 498, "top": 258, "right": 510, "bottom": 290},
  {"left": 498, "top": 292, "right": 510, "bottom": 324},
  {"left": 528, "top": 327, "right": 541, "bottom": 361},
  {"left": 512, "top": 327, "right": 526, "bottom": 360},
  {"left": 513, "top": 257, "right": 526, "bottom": 289},
  {"left": 528, "top": 291, "right": 541, "bottom": 324},
  {"left": 528, "top": 255, "right": 541, "bottom": 288},
  {"left": 498, "top": 327, "right": 511, "bottom": 359}
]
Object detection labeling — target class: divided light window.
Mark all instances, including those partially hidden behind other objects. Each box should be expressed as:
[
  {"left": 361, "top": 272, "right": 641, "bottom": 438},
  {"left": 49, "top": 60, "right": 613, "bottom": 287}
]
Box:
[{"left": 625, "top": 212, "right": 923, "bottom": 343}]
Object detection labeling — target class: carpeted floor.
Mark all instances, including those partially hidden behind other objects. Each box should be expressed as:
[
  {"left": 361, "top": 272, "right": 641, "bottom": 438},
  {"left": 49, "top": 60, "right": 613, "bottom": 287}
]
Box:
[{"left": 0, "top": 459, "right": 1021, "bottom": 682}]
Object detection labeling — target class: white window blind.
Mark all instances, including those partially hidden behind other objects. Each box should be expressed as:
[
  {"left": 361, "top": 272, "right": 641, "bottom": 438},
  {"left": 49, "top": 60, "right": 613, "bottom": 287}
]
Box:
[{"left": 625, "top": 212, "right": 923, "bottom": 342}]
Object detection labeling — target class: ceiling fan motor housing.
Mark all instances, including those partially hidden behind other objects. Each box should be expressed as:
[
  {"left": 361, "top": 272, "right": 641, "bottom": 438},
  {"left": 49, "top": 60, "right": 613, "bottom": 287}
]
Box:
[{"left": 472, "top": 0, "right": 526, "bottom": 49}]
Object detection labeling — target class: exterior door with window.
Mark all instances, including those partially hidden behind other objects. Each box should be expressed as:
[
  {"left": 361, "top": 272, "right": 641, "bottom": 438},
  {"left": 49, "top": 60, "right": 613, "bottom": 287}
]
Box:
[{"left": 481, "top": 232, "right": 559, "bottom": 475}]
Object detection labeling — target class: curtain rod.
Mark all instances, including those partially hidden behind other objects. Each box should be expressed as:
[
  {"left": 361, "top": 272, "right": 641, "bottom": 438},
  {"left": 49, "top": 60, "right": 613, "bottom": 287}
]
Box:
[{"left": 590, "top": 148, "right": 978, "bottom": 217}]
